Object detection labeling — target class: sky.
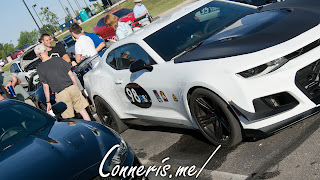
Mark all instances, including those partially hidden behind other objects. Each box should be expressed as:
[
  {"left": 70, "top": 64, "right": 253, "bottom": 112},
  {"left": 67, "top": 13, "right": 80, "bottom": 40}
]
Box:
[{"left": 0, "top": 0, "right": 102, "bottom": 47}]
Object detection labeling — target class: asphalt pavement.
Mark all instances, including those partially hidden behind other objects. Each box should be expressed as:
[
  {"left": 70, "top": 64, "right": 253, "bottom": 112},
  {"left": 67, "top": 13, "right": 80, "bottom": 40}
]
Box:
[{"left": 118, "top": 112, "right": 320, "bottom": 180}]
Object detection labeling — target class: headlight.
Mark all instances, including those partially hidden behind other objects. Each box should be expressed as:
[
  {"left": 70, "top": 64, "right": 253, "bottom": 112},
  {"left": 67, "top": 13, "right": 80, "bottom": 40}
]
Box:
[
  {"left": 238, "top": 57, "right": 289, "bottom": 78},
  {"left": 110, "top": 139, "right": 128, "bottom": 166},
  {"left": 108, "top": 128, "right": 128, "bottom": 166}
]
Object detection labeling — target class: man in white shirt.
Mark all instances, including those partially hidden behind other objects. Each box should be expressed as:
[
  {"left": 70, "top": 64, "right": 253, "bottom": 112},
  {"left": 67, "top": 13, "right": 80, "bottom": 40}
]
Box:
[
  {"left": 133, "top": 0, "right": 150, "bottom": 26},
  {"left": 69, "top": 23, "right": 97, "bottom": 63}
]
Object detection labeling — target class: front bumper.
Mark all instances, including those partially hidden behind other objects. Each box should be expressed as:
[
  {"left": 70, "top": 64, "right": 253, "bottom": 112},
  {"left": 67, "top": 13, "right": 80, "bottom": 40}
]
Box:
[{"left": 230, "top": 43, "right": 320, "bottom": 134}]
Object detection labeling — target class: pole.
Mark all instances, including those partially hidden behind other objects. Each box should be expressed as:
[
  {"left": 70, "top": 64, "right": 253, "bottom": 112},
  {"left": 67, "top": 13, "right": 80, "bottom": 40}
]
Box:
[
  {"left": 74, "top": 0, "right": 81, "bottom": 10},
  {"left": 58, "top": 0, "right": 69, "bottom": 17},
  {"left": 21, "top": 0, "right": 41, "bottom": 31},
  {"left": 83, "top": 0, "right": 89, "bottom": 8},
  {"left": 66, "top": 0, "right": 77, "bottom": 17},
  {"left": 32, "top": 4, "right": 43, "bottom": 26}
]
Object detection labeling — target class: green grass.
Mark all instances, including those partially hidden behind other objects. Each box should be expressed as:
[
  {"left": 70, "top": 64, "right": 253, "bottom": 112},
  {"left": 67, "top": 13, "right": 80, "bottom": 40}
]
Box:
[
  {"left": 57, "top": 0, "right": 187, "bottom": 40},
  {"left": 2, "top": 61, "right": 14, "bottom": 72}
]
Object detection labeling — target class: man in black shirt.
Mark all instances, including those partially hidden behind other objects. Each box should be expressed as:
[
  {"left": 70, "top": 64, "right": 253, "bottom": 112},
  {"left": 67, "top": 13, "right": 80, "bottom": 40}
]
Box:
[
  {"left": 34, "top": 44, "right": 90, "bottom": 120},
  {"left": 39, "top": 33, "right": 71, "bottom": 63}
]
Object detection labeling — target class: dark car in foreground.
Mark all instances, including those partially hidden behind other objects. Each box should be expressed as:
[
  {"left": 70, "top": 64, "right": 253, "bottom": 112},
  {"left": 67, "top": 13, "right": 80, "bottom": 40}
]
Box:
[{"left": 0, "top": 100, "right": 143, "bottom": 180}]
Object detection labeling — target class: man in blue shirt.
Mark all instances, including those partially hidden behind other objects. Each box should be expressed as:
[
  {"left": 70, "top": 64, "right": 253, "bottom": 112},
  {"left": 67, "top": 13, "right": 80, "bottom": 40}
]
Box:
[
  {"left": 84, "top": 31, "right": 106, "bottom": 57},
  {"left": 133, "top": 0, "right": 150, "bottom": 26}
]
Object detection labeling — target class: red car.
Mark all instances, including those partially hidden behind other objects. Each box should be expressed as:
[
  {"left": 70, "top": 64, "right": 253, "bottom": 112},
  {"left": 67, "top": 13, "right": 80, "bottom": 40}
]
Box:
[
  {"left": 10, "top": 50, "right": 23, "bottom": 60},
  {"left": 93, "top": 8, "right": 137, "bottom": 40},
  {"left": 10, "top": 43, "right": 34, "bottom": 60}
]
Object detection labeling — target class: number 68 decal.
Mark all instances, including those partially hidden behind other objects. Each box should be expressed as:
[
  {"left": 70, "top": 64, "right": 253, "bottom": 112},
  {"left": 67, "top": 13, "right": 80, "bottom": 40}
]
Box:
[{"left": 125, "top": 83, "right": 152, "bottom": 108}]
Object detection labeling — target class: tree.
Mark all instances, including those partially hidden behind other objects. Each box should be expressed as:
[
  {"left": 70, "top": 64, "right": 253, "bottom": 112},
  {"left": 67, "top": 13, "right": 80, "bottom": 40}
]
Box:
[
  {"left": 17, "top": 29, "right": 40, "bottom": 48},
  {"left": 0, "top": 43, "right": 14, "bottom": 59},
  {"left": 40, "top": 24, "right": 56, "bottom": 36},
  {"left": 39, "top": 7, "right": 60, "bottom": 32},
  {"left": 65, "top": 15, "right": 72, "bottom": 23}
]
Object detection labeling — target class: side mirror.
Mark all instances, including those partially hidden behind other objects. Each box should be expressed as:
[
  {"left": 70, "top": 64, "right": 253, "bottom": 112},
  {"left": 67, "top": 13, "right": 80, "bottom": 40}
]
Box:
[
  {"left": 130, "top": 59, "right": 153, "bottom": 73},
  {"left": 52, "top": 102, "right": 67, "bottom": 119}
]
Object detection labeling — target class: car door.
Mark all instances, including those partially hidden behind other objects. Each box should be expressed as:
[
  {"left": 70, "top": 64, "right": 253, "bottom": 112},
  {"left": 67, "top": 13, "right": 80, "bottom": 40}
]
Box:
[
  {"left": 10, "top": 63, "right": 29, "bottom": 88},
  {"left": 111, "top": 44, "right": 188, "bottom": 124}
]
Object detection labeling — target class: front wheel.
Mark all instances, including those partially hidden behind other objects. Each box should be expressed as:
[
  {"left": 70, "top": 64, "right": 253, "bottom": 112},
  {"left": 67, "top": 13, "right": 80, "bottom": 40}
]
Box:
[
  {"left": 190, "top": 89, "right": 242, "bottom": 147},
  {"left": 94, "top": 97, "right": 128, "bottom": 133}
]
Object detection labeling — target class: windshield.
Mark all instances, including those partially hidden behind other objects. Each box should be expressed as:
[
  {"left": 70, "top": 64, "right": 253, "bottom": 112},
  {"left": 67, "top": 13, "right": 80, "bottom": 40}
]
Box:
[
  {"left": 113, "top": 8, "right": 132, "bottom": 18},
  {"left": 144, "top": 1, "right": 258, "bottom": 61},
  {"left": 0, "top": 103, "right": 54, "bottom": 151},
  {"left": 16, "top": 43, "right": 33, "bottom": 51}
]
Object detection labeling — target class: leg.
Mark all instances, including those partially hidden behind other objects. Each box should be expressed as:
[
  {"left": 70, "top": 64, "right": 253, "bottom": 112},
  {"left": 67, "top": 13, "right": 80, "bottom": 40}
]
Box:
[
  {"left": 79, "top": 108, "right": 91, "bottom": 121},
  {"left": 56, "top": 89, "right": 75, "bottom": 119},
  {"left": 69, "top": 85, "right": 90, "bottom": 121}
]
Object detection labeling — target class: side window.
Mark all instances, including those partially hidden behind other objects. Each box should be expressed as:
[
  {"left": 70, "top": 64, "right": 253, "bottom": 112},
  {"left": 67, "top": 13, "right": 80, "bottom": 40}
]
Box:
[
  {"left": 10, "top": 64, "right": 20, "bottom": 73},
  {"left": 23, "top": 50, "right": 37, "bottom": 61},
  {"left": 106, "top": 50, "right": 116, "bottom": 68},
  {"left": 107, "top": 44, "right": 156, "bottom": 70},
  {"left": 10, "top": 64, "right": 15, "bottom": 73}
]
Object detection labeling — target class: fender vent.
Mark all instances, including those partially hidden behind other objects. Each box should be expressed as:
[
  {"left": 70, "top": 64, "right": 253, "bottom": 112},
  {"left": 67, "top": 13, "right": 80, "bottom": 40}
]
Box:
[{"left": 295, "top": 59, "right": 320, "bottom": 104}]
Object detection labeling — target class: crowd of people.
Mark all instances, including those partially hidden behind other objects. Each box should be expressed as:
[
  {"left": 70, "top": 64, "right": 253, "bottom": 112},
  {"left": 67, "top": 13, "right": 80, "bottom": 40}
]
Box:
[{"left": 0, "top": 0, "right": 150, "bottom": 121}]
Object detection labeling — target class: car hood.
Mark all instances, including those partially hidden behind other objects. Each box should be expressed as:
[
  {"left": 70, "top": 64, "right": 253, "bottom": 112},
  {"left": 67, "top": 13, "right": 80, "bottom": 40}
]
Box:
[
  {"left": 175, "top": 0, "right": 320, "bottom": 63},
  {"left": 0, "top": 120, "right": 120, "bottom": 180}
]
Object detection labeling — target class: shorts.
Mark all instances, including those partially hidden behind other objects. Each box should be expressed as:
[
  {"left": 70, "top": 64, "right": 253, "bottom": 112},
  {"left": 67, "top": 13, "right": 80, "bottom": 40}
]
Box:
[{"left": 55, "top": 85, "right": 89, "bottom": 119}]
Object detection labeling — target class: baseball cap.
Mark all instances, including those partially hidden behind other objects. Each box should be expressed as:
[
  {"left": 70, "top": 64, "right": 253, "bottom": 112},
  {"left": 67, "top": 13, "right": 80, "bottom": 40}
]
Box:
[
  {"left": 134, "top": 0, "right": 142, "bottom": 2},
  {"left": 121, "top": 51, "right": 130, "bottom": 56},
  {"left": 34, "top": 44, "right": 47, "bottom": 55}
]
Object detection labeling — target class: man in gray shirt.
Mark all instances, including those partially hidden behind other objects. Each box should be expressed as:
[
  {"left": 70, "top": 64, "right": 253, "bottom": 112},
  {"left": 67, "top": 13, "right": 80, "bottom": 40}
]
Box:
[{"left": 35, "top": 44, "right": 90, "bottom": 120}]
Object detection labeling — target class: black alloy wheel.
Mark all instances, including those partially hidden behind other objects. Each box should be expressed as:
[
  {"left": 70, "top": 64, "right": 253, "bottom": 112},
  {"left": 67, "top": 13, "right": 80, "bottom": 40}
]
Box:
[
  {"left": 94, "top": 97, "right": 128, "bottom": 133},
  {"left": 190, "top": 89, "right": 242, "bottom": 147}
]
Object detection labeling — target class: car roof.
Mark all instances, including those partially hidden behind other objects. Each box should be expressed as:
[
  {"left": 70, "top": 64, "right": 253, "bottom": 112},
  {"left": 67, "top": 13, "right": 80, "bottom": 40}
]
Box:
[
  {"left": 63, "top": 34, "right": 72, "bottom": 40},
  {"left": 16, "top": 43, "right": 34, "bottom": 51},
  {"left": 98, "top": 8, "right": 132, "bottom": 21}
]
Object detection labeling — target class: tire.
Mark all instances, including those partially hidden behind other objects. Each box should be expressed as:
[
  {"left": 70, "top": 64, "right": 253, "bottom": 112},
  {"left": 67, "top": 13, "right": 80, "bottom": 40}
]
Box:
[
  {"left": 190, "top": 88, "right": 242, "bottom": 147},
  {"left": 94, "top": 96, "right": 128, "bottom": 133}
]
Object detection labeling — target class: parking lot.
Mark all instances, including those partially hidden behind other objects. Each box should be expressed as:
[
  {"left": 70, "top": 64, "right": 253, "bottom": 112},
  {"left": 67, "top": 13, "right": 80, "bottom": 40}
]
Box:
[
  {"left": 115, "top": 112, "right": 320, "bottom": 180},
  {"left": 2, "top": 0, "right": 320, "bottom": 179}
]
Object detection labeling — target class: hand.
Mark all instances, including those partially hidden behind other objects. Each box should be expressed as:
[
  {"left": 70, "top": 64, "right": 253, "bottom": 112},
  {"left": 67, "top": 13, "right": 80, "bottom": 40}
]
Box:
[
  {"left": 46, "top": 102, "right": 52, "bottom": 113},
  {"left": 4, "top": 81, "right": 13, "bottom": 93},
  {"left": 108, "top": 36, "right": 117, "bottom": 43}
]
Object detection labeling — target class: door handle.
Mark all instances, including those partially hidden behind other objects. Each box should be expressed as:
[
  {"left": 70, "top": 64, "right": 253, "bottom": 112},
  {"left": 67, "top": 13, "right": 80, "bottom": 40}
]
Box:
[{"left": 115, "top": 80, "right": 123, "bottom": 84}]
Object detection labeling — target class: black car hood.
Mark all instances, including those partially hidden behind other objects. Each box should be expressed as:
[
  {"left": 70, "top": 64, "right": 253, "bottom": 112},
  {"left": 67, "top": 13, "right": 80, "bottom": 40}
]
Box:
[
  {"left": 175, "top": 0, "right": 320, "bottom": 63},
  {"left": 0, "top": 135, "right": 72, "bottom": 179},
  {"left": 0, "top": 120, "right": 119, "bottom": 180}
]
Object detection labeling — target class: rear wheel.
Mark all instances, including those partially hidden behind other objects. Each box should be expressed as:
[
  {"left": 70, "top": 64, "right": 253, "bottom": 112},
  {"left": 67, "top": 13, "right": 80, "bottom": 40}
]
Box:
[
  {"left": 94, "top": 97, "right": 128, "bottom": 133},
  {"left": 190, "top": 88, "right": 242, "bottom": 147}
]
